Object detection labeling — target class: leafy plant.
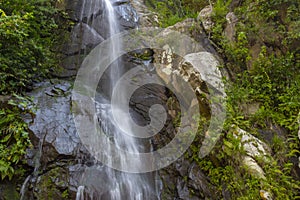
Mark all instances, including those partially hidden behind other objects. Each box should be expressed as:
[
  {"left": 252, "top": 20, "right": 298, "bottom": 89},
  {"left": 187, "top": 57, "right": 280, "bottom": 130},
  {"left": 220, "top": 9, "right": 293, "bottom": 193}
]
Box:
[
  {"left": 145, "top": 0, "right": 204, "bottom": 27},
  {"left": 184, "top": 0, "right": 300, "bottom": 198},
  {"left": 0, "top": 95, "right": 32, "bottom": 180},
  {"left": 0, "top": 0, "right": 63, "bottom": 180},
  {"left": 0, "top": 0, "right": 59, "bottom": 94}
]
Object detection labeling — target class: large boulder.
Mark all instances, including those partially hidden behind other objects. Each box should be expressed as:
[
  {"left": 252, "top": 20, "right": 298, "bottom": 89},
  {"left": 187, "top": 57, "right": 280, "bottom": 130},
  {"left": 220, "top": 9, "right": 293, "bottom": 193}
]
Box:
[
  {"left": 28, "top": 81, "right": 80, "bottom": 156},
  {"left": 231, "top": 126, "right": 271, "bottom": 179},
  {"left": 115, "top": 3, "right": 139, "bottom": 29}
]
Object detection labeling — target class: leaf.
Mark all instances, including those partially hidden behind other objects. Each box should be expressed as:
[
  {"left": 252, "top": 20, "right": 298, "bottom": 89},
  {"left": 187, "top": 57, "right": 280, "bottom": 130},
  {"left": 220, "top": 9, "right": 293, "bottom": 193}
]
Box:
[
  {"left": 224, "top": 140, "right": 234, "bottom": 149},
  {"left": 1, "top": 133, "right": 12, "bottom": 143},
  {"left": 286, "top": 149, "right": 300, "bottom": 157}
]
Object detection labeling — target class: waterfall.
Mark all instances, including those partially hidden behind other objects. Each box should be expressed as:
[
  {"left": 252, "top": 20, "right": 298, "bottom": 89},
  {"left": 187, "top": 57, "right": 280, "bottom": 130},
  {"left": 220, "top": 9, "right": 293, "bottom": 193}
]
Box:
[
  {"left": 77, "top": 0, "right": 159, "bottom": 199},
  {"left": 76, "top": 186, "right": 85, "bottom": 200},
  {"left": 103, "top": 0, "right": 122, "bottom": 93},
  {"left": 97, "top": 0, "right": 156, "bottom": 199},
  {"left": 20, "top": 131, "right": 45, "bottom": 200}
]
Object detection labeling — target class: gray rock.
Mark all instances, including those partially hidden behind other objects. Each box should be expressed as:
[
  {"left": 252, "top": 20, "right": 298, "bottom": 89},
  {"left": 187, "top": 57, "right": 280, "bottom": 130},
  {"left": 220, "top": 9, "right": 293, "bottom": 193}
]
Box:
[
  {"left": 61, "top": 54, "right": 85, "bottom": 70},
  {"left": 65, "top": 0, "right": 104, "bottom": 22},
  {"left": 242, "top": 156, "right": 266, "bottom": 179},
  {"left": 28, "top": 80, "right": 80, "bottom": 156},
  {"left": 175, "top": 159, "right": 190, "bottom": 177},
  {"left": 182, "top": 52, "right": 225, "bottom": 95},
  {"left": 91, "top": 13, "right": 111, "bottom": 39},
  {"left": 65, "top": 23, "right": 104, "bottom": 55},
  {"left": 112, "top": 0, "right": 129, "bottom": 6},
  {"left": 53, "top": 68, "right": 78, "bottom": 78},
  {"left": 33, "top": 167, "right": 70, "bottom": 199},
  {"left": 224, "top": 12, "right": 238, "bottom": 42},
  {"left": 188, "top": 163, "right": 213, "bottom": 198},
  {"left": 176, "top": 178, "right": 191, "bottom": 200},
  {"left": 197, "top": 5, "right": 214, "bottom": 32},
  {"left": 231, "top": 126, "right": 272, "bottom": 179},
  {"left": 232, "top": 126, "right": 271, "bottom": 159},
  {"left": 115, "top": 3, "right": 139, "bottom": 29},
  {"left": 92, "top": 2, "right": 138, "bottom": 38},
  {"left": 130, "top": 0, "right": 159, "bottom": 27}
]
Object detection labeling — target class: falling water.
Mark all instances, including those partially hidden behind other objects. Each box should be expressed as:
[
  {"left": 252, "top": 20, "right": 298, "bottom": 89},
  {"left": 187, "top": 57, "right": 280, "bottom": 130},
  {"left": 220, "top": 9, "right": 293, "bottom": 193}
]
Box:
[
  {"left": 103, "top": 0, "right": 122, "bottom": 93},
  {"left": 19, "top": 175, "right": 31, "bottom": 200},
  {"left": 20, "top": 131, "right": 45, "bottom": 200},
  {"left": 78, "top": 0, "right": 159, "bottom": 199},
  {"left": 76, "top": 186, "right": 85, "bottom": 200},
  {"left": 33, "top": 137, "right": 44, "bottom": 178},
  {"left": 98, "top": 0, "right": 157, "bottom": 198}
]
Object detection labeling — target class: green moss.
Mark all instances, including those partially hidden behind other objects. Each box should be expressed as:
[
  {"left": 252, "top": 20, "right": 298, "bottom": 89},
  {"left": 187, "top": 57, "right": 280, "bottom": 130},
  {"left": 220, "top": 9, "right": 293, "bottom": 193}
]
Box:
[
  {"left": 2, "top": 180, "right": 19, "bottom": 200},
  {"left": 34, "top": 167, "right": 69, "bottom": 200},
  {"left": 130, "top": 49, "right": 153, "bottom": 60}
]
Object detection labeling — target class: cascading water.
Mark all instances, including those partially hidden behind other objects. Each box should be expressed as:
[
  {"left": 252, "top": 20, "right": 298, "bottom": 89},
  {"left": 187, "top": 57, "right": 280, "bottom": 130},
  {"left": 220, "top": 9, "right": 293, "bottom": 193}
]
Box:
[
  {"left": 19, "top": 175, "right": 31, "bottom": 200},
  {"left": 77, "top": 0, "right": 159, "bottom": 199},
  {"left": 19, "top": 125, "right": 46, "bottom": 200},
  {"left": 76, "top": 186, "right": 85, "bottom": 200},
  {"left": 102, "top": 0, "right": 122, "bottom": 93}
]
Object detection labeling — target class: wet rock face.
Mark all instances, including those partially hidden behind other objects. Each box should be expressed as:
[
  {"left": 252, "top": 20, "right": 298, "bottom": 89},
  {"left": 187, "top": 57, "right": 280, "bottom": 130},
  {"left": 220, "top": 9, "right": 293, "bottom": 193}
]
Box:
[
  {"left": 65, "top": 23, "right": 105, "bottom": 56},
  {"left": 65, "top": 0, "right": 138, "bottom": 27},
  {"left": 22, "top": 80, "right": 110, "bottom": 199},
  {"left": 25, "top": 57, "right": 166, "bottom": 199},
  {"left": 60, "top": 0, "right": 139, "bottom": 77},
  {"left": 65, "top": 0, "right": 104, "bottom": 22},
  {"left": 28, "top": 81, "right": 80, "bottom": 156},
  {"left": 159, "top": 158, "right": 217, "bottom": 200},
  {"left": 115, "top": 3, "right": 139, "bottom": 29}
]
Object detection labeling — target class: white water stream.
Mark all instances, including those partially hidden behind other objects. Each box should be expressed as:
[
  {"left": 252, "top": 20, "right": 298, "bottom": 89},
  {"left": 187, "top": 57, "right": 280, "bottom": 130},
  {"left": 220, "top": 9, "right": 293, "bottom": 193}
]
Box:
[{"left": 79, "top": 0, "right": 159, "bottom": 199}]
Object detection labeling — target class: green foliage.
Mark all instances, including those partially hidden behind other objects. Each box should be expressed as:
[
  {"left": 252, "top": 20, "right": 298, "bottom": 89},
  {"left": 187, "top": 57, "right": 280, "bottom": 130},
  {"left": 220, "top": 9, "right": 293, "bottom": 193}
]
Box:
[
  {"left": 209, "top": 0, "right": 231, "bottom": 41},
  {"left": 195, "top": 0, "right": 300, "bottom": 198},
  {"left": 145, "top": 0, "right": 206, "bottom": 27},
  {"left": 226, "top": 49, "right": 300, "bottom": 131},
  {"left": 0, "top": 0, "right": 59, "bottom": 94},
  {"left": 62, "top": 189, "right": 69, "bottom": 199},
  {"left": 0, "top": 0, "right": 62, "bottom": 180},
  {"left": 189, "top": 130, "right": 300, "bottom": 199},
  {"left": 223, "top": 32, "right": 251, "bottom": 70},
  {"left": 0, "top": 95, "right": 32, "bottom": 180}
]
